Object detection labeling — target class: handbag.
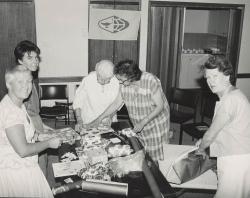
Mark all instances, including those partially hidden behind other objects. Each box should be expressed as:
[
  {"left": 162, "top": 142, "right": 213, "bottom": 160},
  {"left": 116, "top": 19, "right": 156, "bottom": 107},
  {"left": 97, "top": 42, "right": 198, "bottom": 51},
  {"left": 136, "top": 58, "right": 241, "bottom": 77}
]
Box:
[{"left": 167, "top": 147, "right": 216, "bottom": 184}]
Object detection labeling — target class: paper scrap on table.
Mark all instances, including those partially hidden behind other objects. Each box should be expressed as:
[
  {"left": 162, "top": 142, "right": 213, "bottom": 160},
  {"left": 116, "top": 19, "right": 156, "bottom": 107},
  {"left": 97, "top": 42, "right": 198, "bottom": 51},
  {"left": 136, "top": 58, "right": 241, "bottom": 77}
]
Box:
[{"left": 52, "top": 160, "right": 85, "bottom": 177}]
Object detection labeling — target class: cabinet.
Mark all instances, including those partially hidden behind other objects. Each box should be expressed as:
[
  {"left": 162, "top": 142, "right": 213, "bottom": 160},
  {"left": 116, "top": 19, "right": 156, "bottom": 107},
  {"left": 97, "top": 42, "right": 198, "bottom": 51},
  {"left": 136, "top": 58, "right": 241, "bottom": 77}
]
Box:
[
  {"left": 88, "top": 1, "right": 139, "bottom": 72},
  {"left": 0, "top": 0, "right": 36, "bottom": 100}
]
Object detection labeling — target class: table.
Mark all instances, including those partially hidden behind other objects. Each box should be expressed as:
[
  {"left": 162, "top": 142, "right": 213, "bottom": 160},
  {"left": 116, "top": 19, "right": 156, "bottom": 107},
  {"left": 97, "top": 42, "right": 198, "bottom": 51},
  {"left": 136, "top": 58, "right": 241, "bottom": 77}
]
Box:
[
  {"left": 159, "top": 144, "right": 217, "bottom": 190},
  {"left": 53, "top": 123, "right": 175, "bottom": 198}
]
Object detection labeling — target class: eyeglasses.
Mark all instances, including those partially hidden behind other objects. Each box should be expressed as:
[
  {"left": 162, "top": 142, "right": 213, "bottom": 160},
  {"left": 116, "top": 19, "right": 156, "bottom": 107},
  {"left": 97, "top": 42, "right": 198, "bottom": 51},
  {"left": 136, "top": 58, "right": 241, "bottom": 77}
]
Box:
[{"left": 119, "top": 79, "right": 131, "bottom": 85}]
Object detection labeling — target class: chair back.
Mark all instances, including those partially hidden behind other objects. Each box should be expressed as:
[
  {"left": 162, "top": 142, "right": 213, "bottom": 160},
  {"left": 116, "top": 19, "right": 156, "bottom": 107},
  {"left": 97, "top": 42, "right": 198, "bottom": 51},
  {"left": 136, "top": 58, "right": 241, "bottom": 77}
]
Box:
[
  {"left": 39, "top": 85, "right": 69, "bottom": 127},
  {"left": 169, "top": 87, "right": 200, "bottom": 123},
  {"left": 201, "top": 92, "right": 218, "bottom": 121},
  {"left": 40, "top": 85, "right": 68, "bottom": 100},
  {"left": 169, "top": 88, "right": 200, "bottom": 109}
]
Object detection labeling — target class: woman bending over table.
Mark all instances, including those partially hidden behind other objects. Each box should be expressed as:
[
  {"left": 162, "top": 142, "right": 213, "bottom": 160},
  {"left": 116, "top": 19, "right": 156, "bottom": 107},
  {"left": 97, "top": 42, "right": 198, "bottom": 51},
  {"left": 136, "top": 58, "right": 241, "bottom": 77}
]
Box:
[
  {"left": 196, "top": 55, "right": 250, "bottom": 198},
  {"left": 87, "top": 59, "right": 170, "bottom": 164},
  {"left": 0, "top": 66, "right": 62, "bottom": 197}
]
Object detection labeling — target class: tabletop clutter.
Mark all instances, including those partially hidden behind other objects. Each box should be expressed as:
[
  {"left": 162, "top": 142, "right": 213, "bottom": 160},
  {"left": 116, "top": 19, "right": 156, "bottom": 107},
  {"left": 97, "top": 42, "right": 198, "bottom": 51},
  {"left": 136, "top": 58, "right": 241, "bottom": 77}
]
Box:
[{"left": 50, "top": 126, "right": 145, "bottom": 196}]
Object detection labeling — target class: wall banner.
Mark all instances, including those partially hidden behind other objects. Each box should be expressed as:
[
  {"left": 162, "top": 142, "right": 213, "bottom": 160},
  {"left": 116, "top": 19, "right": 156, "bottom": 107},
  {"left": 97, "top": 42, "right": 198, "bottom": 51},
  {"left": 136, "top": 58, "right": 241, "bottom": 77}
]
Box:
[{"left": 89, "top": 8, "right": 140, "bottom": 41}]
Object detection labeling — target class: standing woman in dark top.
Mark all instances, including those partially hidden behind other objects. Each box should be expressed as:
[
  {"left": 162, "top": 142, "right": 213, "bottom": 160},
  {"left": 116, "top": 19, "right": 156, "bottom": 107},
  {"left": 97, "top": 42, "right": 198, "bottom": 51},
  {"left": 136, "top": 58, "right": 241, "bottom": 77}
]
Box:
[{"left": 14, "top": 40, "right": 51, "bottom": 177}]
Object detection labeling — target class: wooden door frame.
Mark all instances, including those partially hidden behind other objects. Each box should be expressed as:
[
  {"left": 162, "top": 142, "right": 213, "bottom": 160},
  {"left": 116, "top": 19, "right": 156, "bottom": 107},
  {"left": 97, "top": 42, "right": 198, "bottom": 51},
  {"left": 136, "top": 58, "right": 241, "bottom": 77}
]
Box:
[
  {"left": 226, "top": 8, "right": 245, "bottom": 85},
  {"left": 150, "top": 1, "right": 244, "bottom": 9},
  {"left": 0, "top": 0, "right": 33, "bottom": 2}
]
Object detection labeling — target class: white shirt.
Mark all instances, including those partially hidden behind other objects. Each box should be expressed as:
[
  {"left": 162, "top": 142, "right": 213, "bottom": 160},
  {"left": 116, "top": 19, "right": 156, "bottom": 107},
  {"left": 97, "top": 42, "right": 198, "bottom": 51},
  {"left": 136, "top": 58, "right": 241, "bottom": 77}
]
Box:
[
  {"left": 210, "top": 89, "right": 250, "bottom": 157},
  {"left": 0, "top": 95, "right": 38, "bottom": 169},
  {"left": 73, "top": 72, "right": 119, "bottom": 124}
]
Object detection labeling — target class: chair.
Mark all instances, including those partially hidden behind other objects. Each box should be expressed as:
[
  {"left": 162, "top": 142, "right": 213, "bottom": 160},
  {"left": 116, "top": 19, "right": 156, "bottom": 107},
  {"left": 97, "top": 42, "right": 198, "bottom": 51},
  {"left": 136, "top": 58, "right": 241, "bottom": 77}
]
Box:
[
  {"left": 169, "top": 87, "right": 200, "bottom": 144},
  {"left": 39, "top": 84, "right": 70, "bottom": 128},
  {"left": 54, "top": 101, "right": 73, "bottom": 124},
  {"left": 179, "top": 91, "right": 218, "bottom": 144}
]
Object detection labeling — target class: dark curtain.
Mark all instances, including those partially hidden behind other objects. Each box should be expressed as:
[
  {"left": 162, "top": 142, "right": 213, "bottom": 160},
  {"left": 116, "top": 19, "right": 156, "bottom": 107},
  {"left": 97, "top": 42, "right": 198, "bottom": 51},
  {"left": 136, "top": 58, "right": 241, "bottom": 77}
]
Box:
[{"left": 146, "top": 5, "right": 184, "bottom": 99}]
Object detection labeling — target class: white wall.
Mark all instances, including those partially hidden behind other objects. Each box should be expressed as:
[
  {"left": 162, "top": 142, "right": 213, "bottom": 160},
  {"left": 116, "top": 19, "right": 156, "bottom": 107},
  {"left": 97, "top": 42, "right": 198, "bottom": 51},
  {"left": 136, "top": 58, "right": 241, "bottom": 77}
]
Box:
[
  {"left": 35, "top": 0, "right": 88, "bottom": 78},
  {"left": 237, "top": 79, "right": 250, "bottom": 98}
]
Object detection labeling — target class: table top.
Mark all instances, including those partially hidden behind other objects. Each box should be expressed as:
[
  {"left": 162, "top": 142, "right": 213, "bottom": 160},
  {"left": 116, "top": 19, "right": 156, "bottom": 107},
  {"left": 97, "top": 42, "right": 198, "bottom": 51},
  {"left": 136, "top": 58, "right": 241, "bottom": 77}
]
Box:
[
  {"left": 159, "top": 144, "right": 217, "bottom": 190},
  {"left": 55, "top": 123, "right": 174, "bottom": 198}
]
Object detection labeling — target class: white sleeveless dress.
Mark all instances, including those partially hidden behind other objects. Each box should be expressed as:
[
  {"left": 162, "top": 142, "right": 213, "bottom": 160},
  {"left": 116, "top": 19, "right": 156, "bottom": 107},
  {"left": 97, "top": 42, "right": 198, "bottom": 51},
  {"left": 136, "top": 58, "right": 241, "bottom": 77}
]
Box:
[{"left": 0, "top": 95, "right": 53, "bottom": 197}]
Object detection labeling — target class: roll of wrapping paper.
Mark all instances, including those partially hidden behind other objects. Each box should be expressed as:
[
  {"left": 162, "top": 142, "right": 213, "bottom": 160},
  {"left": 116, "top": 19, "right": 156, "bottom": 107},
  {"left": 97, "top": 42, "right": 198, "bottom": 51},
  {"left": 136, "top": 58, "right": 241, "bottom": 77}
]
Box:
[
  {"left": 52, "top": 180, "right": 128, "bottom": 196},
  {"left": 129, "top": 136, "right": 162, "bottom": 198},
  {"left": 52, "top": 180, "right": 82, "bottom": 195}
]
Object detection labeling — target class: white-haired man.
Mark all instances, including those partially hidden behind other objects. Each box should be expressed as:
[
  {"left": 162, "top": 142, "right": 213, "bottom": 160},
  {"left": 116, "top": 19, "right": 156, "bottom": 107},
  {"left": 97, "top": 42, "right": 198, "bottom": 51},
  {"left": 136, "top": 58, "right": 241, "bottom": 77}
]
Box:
[{"left": 73, "top": 60, "right": 119, "bottom": 131}]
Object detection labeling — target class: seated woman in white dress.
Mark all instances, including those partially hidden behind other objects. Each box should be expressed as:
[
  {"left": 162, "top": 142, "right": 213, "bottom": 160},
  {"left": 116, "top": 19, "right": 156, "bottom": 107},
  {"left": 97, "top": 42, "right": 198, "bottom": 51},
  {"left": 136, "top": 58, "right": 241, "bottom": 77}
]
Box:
[{"left": 0, "top": 66, "right": 62, "bottom": 197}]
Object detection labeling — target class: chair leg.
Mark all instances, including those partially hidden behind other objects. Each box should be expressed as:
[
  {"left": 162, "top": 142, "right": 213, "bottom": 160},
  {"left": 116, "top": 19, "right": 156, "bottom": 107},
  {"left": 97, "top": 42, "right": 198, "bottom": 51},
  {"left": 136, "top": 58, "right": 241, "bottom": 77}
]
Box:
[
  {"left": 73, "top": 111, "right": 77, "bottom": 124},
  {"left": 179, "top": 125, "right": 183, "bottom": 145},
  {"left": 67, "top": 109, "right": 70, "bottom": 125},
  {"left": 68, "top": 114, "right": 70, "bottom": 125}
]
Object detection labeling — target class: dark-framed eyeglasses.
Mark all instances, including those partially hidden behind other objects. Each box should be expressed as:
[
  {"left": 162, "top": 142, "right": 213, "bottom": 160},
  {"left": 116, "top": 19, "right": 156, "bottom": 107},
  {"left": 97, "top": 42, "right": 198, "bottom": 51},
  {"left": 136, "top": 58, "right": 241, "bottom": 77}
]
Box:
[{"left": 119, "top": 78, "right": 131, "bottom": 85}]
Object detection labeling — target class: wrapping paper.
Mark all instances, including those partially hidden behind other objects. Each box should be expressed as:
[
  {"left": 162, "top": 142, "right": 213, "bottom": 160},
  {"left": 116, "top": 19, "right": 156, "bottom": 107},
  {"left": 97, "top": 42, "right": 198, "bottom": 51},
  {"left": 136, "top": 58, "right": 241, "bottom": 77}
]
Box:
[
  {"left": 129, "top": 137, "right": 163, "bottom": 198},
  {"left": 52, "top": 180, "right": 128, "bottom": 196},
  {"left": 167, "top": 147, "right": 216, "bottom": 184}
]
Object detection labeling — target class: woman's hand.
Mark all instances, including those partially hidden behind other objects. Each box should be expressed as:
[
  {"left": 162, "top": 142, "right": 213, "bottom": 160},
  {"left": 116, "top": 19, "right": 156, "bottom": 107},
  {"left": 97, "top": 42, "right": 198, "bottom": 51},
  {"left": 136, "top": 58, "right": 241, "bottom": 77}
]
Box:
[
  {"left": 195, "top": 138, "right": 202, "bottom": 147},
  {"left": 133, "top": 119, "right": 147, "bottom": 133},
  {"left": 75, "top": 121, "right": 84, "bottom": 132},
  {"left": 195, "top": 148, "right": 207, "bottom": 159},
  {"left": 48, "top": 137, "right": 62, "bottom": 149},
  {"left": 194, "top": 139, "right": 207, "bottom": 158},
  {"left": 37, "top": 133, "right": 52, "bottom": 142},
  {"left": 43, "top": 124, "right": 54, "bottom": 131}
]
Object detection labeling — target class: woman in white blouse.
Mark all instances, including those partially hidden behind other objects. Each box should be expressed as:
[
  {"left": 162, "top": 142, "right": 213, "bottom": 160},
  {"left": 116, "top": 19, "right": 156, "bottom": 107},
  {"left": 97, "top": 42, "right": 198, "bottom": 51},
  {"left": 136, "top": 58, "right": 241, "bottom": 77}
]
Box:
[
  {"left": 0, "top": 66, "right": 62, "bottom": 197},
  {"left": 196, "top": 55, "right": 250, "bottom": 198}
]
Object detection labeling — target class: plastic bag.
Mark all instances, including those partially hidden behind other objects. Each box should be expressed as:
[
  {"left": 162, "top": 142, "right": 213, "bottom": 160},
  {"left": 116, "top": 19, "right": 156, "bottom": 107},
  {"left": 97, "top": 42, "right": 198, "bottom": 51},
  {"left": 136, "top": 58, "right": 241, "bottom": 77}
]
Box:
[{"left": 167, "top": 147, "right": 216, "bottom": 184}]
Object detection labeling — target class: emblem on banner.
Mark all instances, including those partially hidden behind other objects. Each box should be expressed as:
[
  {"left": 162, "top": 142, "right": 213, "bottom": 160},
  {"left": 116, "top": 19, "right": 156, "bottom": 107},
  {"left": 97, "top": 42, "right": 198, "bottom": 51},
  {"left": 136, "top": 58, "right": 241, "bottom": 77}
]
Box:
[
  {"left": 98, "top": 16, "right": 129, "bottom": 33},
  {"left": 89, "top": 8, "right": 140, "bottom": 40}
]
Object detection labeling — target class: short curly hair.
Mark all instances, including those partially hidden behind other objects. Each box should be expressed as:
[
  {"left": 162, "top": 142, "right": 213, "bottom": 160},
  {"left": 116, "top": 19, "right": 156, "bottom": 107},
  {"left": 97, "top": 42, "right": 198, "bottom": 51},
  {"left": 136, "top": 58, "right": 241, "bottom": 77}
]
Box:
[
  {"left": 14, "top": 40, "right": 40, "bottom": 63},
  {"left": 203, "top": 55, "right": 234, "bottom": 84},
  {"left": 114, "top": 59, "right": 142, "bottom": 81},
  {"left": 5, "top": 65, "right": 32, "bottom": 85}
]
